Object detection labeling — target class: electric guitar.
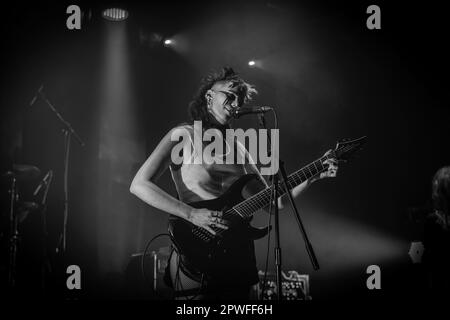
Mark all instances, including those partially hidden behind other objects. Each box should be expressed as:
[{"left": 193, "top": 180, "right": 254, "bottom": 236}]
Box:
[{"left": 168, "top": 136, "right": 366, "bottom": 282}]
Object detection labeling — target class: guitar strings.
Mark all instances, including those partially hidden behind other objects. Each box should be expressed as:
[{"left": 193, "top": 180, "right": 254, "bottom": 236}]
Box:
[
  {"left": 229, "top": 158, "right": 325, "bottom": 218},
  {"left": 232, "top": 155, "right": 330, "bottom": 216},
  {"left": 213, "top": 154, "right": 333, "bottom": 238},
  {"left": 229, "top": 144, "right": 354, "bottom": 221}
]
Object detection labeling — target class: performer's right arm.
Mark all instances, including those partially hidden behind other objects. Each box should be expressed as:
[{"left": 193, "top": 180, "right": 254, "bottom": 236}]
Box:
[{"left": 129, "top": 127, "right": 226, "bottom": 235}]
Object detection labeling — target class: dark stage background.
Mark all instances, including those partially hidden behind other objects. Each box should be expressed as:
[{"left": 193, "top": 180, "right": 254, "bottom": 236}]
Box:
[{"left": 0, "top": 0, "right": 448, "bottom": 301}]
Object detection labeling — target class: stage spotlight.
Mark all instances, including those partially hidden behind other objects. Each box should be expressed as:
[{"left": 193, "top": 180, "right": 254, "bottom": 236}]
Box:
[
  {"left": 248, "top": 60, "right": 263, "bottom": 69},
  {"left": 102, "top": 8, "right": 129, "bottom": 21},
  {"left": 164, "top": 39, "right": 173, "bottom": 46}
]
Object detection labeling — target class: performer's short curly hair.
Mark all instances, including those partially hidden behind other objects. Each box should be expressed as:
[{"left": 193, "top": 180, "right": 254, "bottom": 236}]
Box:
[
  {"left": 188, "top": 67, "right": 257, "bottom": 128},
  {"left": 432, "top": 166, "right": 450, "bottom": 213}
]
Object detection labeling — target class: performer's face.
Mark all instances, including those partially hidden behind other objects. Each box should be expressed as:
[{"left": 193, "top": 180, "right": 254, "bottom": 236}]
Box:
[{"left": 207, "top": 81, "right": 244, "bottom": 125}]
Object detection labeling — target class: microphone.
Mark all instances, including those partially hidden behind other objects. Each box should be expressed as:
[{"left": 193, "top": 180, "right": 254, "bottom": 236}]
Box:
[
  {"left": 232, "top": 106, "right": 272, "bottom": 119},
  {"left": 29, "top": 84, "right": 44, "bottom": 107},
  {"left": 33, "top": 170, "right": 53, "bottom": 196}
]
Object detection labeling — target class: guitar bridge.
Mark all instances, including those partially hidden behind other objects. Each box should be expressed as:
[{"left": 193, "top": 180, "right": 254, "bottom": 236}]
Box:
[{"left": 192, "top": 227, "right": 213, "bottom": 243}]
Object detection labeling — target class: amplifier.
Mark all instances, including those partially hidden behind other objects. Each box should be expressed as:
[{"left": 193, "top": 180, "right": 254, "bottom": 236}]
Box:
[{"left": 256, "top": 270, "right": 311, "bottom": 300}]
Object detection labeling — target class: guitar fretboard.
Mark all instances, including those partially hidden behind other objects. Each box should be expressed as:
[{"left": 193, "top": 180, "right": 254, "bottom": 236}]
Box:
[{"left": 230, "top": 154, "right": 332, "bottom": 218}]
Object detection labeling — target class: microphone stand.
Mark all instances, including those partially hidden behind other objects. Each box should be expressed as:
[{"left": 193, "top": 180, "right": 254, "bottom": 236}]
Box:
[
  {"left": 258, "top": 114, "right": 282, "bottom": 301},
  {"left": 258, "top": 110, "right": 319, "bottom": 301},
  {"left": 278, "top": 161, "right": 320, "bottom": 271},
  {"left": 35, "top": 89, "right": 85, "bottom": 254}
]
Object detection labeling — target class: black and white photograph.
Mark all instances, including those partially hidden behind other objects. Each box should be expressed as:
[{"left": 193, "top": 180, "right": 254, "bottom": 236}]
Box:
[{"left": 0, "top": 0, "right": 449, "bottom": 311}]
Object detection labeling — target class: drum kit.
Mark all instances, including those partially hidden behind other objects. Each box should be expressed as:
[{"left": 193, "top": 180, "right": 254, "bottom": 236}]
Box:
[{"left": 2, "top": 163, "right": 53, "bottom": 288}]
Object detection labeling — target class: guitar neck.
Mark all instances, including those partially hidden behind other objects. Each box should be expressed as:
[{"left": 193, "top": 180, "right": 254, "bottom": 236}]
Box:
[{"left": 232, "top": 155, "right": 331, "bottom": 218}]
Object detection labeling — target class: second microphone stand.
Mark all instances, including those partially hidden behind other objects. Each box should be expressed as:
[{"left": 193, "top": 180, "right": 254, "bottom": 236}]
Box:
[{"left": 34, "top": 88, "right": 85, "bottom": 254}]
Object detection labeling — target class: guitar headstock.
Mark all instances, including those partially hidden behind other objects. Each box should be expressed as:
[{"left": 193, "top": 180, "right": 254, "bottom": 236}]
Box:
[{"left": 332, "top": 136, "right": 367, "bottom": 162}]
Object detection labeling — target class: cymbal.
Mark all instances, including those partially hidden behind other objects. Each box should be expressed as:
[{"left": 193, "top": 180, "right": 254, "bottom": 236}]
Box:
[{"left": 3, "top": 164, "right": 41, "bottom": 181}]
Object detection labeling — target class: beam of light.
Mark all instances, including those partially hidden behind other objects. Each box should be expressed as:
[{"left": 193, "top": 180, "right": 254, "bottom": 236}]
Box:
[
  {"left": 159, "top": 34, "right": 190, "bottom": 54},
  {"left": 139, "top": 30, "right": 189, "bottom": 52},
  {"left": 102, "top": 8, "right": 129, "bottom": 22},
  {"left": 247, "top": 59, "right": 263, "bottom": 69},
  {"left": 290, "top": 210, "right": 405, "bottom": 273},
  {"left": 97, "top": 20, "right": 142, "bottom": 274},
  {"left": 256, "top": 208, "right": 407, "bottom": 277}
]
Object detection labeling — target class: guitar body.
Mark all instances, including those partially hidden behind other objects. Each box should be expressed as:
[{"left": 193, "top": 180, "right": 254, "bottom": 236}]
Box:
[{"left": 168, "top": 174, "right": 268, "bottom": 282}]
